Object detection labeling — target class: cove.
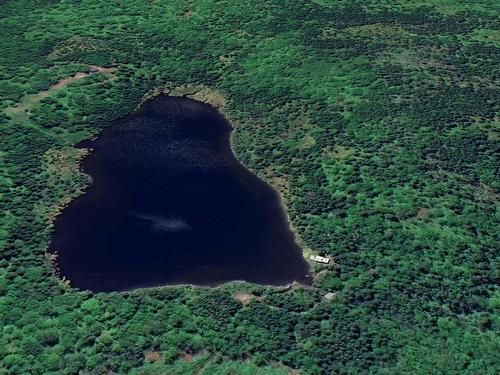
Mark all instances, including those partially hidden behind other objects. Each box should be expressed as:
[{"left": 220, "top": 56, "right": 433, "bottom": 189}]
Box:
[{"left": 50, "top": 95, "right": 311, "bottom": 292}]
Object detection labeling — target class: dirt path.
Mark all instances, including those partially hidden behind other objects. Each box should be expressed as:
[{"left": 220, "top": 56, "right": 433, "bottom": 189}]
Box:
[{"left": 4, "top": 65, "right": 116, "bottom": 123}]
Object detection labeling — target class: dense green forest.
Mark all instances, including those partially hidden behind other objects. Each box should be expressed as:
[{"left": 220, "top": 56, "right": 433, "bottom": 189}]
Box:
[{"left": 1, "top": 0, "right": 499, "bottom": 373}]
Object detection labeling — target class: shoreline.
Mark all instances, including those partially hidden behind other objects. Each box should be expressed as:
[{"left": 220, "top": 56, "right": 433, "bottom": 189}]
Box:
[{"left": 46, "top": 84, "right": 318, "bottom": 294}]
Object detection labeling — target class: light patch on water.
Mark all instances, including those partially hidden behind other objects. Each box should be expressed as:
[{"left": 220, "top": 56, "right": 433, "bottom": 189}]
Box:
[{"left": 132, "top": 212, "right": 191, "bottom": 233}]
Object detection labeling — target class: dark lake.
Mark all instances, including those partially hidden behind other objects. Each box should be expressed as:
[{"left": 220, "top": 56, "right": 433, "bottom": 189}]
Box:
[{"left": 50, "top": 95, "right": 311, "bottom": 292}]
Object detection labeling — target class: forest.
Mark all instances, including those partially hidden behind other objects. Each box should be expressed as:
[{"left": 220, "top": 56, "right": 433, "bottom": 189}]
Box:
[{"left": 0, "top": 0, "right": 499, "bottom": 374}]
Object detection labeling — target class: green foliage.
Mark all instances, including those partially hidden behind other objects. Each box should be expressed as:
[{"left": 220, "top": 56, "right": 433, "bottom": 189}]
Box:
[{"left": 1, "top": 0, "right": 499, "bottom": 374}]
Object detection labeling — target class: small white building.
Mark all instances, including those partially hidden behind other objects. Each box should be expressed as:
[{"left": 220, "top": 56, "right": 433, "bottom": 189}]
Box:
[
  {"left": 324, "top": 292, "right": 337, "bottom": 300},
  {"left": 309, "top": 255, "right": 331, "bottom": 264}
]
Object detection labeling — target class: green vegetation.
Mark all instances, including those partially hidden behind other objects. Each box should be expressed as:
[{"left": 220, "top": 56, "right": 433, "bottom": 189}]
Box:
[{"left": 1, "top": 0, "right": 499, "bottom": 373}]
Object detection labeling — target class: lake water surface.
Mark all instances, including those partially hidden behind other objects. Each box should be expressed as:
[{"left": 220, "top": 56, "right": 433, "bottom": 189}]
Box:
[{"left": 50, "top": 95, "right": 311, "bottom": 292}]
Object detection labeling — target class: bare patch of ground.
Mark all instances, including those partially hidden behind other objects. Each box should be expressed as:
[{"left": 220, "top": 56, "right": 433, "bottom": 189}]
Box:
[
  {"left": 181, "top": 351, "right": 202, "bottom": 362},
  {"left": 234, "top": 292, "right": 258, "bottom": 305},
  {"left": 145, "top": 351, "right": 164, "bottom": 363}
]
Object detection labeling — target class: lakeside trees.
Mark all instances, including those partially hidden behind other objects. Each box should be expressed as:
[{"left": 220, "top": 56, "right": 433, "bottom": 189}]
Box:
[{"left": 1, "top": 0, "right": 499, "bottom": 373}]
